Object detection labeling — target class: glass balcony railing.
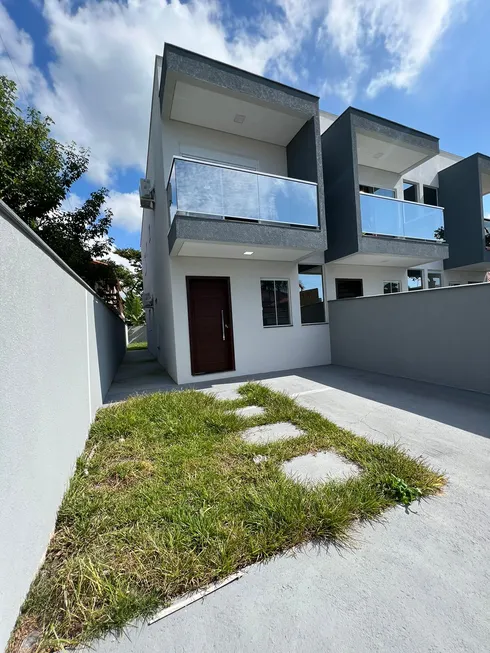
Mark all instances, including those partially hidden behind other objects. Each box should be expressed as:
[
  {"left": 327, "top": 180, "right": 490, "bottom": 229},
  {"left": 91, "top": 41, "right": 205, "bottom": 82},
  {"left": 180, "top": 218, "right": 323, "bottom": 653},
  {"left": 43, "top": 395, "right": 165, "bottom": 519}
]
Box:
[
  {"left": 167, "top": 156, "right": 319, "bottom": 228},
  {"left": 360, "top": 192, "right": 445, "bottom": 241}
]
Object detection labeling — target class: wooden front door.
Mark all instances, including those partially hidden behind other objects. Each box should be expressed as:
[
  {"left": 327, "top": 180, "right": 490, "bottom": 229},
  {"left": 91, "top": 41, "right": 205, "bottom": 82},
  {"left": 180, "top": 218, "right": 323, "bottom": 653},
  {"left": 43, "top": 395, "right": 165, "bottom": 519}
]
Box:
[{"left": 186, "top": 277, "right": 235, "bottom": 375}]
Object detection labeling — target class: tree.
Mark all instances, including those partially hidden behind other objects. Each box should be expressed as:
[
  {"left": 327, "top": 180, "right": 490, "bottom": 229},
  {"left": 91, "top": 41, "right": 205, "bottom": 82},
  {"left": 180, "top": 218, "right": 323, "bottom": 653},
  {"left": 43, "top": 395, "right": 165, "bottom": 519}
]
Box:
[
  {"left": 124, "top": 292, "right": 145, "bottom": 326},
  {"left": 112, "top": 247, "right": 145, "bottom": 325},
  {"left": 0, "top": 76, "right": 114, "bottom": 289},
  {"left": 113, "top": 248, "right": 143, "bottom": 295}
]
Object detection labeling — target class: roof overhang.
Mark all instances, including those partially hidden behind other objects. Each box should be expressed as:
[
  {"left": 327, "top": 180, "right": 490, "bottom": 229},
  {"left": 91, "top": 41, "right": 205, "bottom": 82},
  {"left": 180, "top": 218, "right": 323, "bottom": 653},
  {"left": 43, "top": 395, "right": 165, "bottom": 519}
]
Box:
[{"left": 160, "top": 44, "right": 318, "bottom": 146}]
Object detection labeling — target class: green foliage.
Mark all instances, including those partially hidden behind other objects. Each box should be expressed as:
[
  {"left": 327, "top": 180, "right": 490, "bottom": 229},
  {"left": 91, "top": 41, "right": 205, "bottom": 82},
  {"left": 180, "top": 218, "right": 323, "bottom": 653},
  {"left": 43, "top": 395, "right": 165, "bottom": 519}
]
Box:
[
  {"left": 434, "top": 226, "right": 445, "bottom": 241},
  {"left": 113, "top": 248, "right": 143, "bottom": 296},
  {"left": 13, "top": 384, "right": 445, "bottom": 651},
  {"left": 379, "top": 474, "right": 422, "bottom": 506},
  {"left": 127, "top": 341, "right": 148, "bottom": 351},
  {"left": 0, "top": 76, "right": 113, "bottom": 289},
  {"left": 124, "top": 292, "right": 145, "bottom": 326}
]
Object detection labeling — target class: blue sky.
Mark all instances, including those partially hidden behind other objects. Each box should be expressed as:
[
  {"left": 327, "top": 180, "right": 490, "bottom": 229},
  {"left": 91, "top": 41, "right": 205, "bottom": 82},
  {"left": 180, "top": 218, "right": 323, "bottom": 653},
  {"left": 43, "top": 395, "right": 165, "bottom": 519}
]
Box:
[{"left": 1, "top": 0, "right": 490, "bottom": 251}]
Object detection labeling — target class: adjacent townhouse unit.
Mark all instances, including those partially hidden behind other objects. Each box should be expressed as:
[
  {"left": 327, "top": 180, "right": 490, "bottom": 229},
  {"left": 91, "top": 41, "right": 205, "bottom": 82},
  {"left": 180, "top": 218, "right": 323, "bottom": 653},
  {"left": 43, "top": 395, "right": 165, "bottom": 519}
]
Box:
[{"left": 141, "top": 44, "right": 490, "bottom": 385}]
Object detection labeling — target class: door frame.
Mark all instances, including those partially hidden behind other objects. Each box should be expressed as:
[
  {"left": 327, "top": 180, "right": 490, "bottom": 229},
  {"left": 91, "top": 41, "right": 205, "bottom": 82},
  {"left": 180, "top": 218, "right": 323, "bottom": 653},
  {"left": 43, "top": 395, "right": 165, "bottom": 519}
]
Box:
[{"left": 186, "top": 276, "right": 236, "bottom": 376}]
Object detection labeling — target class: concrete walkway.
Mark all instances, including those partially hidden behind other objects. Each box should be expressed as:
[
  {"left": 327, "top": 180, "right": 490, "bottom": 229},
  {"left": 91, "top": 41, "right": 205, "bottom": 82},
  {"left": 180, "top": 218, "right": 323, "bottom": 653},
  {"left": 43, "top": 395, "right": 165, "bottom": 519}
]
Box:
[{"left": 94, "top": 351, "right": 490, "bottom": 652}]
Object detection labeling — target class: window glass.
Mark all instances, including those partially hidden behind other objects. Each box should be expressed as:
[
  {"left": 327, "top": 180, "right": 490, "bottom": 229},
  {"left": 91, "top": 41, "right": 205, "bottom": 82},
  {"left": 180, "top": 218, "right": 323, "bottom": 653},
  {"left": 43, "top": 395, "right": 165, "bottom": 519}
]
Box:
[
  {"left": 335, "top": 278, "right": 363, "bottom": 299},
  {"left": 261, "top": 280, "right": 291, "bottom": 327},
  {"left": 428, "top": 272, "right": 442, "bottom": 288},
  {"left": 383, "top": 281, "right": 401, "bottom": 294},
  {"left": 298, "top": 265, "right": 325, "bottom": 324},
  {"left": 407, "top": 269, "right": 423, "bottom": 291},
  {"left": 359, "top": 185, "right": 395, "bottom": 198},
  {"left": 403, "top": 182, "right": 417, "bottom": 202},
  {"left": 423, "top": 186, "right": 438, "bottom": 207}
]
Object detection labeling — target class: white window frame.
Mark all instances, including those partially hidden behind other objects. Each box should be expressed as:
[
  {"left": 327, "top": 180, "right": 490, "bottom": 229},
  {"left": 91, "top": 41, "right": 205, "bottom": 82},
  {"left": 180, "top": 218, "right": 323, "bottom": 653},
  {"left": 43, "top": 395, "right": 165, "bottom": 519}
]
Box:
[
  {"left": 298, "top": 265, "right": 327, "bottom": 326},
  {"left": 383, "top": 280, "right": 402, "bottom": 294},
  {"left": 407, "top": 269, "right": 424, "bottom": 291},
  {"left": 403, "top": 180, "right": 419, "bottom": 202},
  {"left": 260, "top": 278, "right": 292, "bottom": 328},
  {"left": 423, "top": 184, "right": 439, "bottom": 206}
]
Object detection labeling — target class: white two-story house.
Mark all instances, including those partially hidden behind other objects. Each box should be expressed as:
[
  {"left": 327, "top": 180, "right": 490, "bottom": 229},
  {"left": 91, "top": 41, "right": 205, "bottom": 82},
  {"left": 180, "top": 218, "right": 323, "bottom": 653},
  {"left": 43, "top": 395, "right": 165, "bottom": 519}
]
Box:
[{"left": 141, "top": 45, "right": 490, "bottom": 385}]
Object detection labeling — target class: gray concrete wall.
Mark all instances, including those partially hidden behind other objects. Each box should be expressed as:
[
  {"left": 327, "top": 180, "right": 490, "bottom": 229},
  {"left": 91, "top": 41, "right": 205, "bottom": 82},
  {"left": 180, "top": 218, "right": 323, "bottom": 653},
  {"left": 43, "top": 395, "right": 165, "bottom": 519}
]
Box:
[
  {"left": 329, "top": 284, "right": 490, "bottom": 395},
  {"left": 0, "top": 201, "right": 126, "bottom": 649}
]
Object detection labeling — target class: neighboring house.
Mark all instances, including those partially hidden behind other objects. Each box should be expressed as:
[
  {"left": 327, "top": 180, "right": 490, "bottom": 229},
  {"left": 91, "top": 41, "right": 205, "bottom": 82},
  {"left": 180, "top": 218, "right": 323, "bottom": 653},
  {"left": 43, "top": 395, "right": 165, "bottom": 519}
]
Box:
[{"left": 141, "top": 44, "right": 490, "bottom": 384}]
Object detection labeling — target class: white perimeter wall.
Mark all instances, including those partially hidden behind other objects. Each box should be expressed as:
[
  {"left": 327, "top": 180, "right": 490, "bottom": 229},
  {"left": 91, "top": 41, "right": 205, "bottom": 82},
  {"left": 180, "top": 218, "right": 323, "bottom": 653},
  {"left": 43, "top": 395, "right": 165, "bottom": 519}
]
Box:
[
  {"left": 0, "top": 203, "right": 126, "bottom": 649},
  {"left": 170, "top": 257, "right": 330, "bottom": 385}
]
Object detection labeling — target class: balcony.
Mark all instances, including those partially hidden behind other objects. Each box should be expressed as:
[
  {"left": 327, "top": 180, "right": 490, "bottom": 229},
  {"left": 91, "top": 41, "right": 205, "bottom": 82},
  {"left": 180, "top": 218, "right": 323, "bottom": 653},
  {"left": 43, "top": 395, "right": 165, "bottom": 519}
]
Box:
[
  {"left": 360, "top": 192, "right": 445, "bottom": 242},
  {"left": 167, "top": 156, "right": 319, "bottom": 229}
]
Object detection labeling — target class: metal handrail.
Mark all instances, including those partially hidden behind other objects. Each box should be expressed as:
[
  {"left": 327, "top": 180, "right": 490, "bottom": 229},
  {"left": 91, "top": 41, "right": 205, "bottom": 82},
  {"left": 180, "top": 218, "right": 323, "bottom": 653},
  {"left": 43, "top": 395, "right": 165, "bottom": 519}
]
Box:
[
  {"left": 359, "top": 190, "right": 444, "bottom": 211},
  {"left": 166, "top": 155, "right": 318, "bottom": 191}
]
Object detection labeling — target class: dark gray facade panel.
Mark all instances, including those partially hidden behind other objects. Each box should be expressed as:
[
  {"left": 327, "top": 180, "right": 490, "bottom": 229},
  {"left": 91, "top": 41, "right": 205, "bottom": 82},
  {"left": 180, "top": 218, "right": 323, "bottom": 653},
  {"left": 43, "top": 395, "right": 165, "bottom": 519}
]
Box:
[
  {"left": 287, "top": 118, "right": 318, "bottom": 183},
  {"left": 313, "top": 114, "right": 327, "bottom": 239},
  {"left": 329, "top": 284, "right": 490, "bottom": 395},
  {"left": 168, "top": 215, "right": 327, "bottom": 253},
  {"left": 286, "top": 115, "right": 327, "bottom": 242},
  {"left": 162, "top": 44, "right": 317, "bottom": 118},
  {"left": 360, "top": 235, "right": 449, "bottom": 260},
  {"left": 439, "top": 154, "right": 485, "bottom": 269},
  {"left": 321, "top": 112, "right": 360, "bottom": 262}
]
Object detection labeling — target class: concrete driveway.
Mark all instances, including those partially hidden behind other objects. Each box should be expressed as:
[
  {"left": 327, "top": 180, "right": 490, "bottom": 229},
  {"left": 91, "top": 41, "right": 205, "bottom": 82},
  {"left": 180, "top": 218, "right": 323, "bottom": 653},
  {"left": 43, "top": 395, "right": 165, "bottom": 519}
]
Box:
[{"left": 93, "top": 356, "right": 490, "bottom": 652}]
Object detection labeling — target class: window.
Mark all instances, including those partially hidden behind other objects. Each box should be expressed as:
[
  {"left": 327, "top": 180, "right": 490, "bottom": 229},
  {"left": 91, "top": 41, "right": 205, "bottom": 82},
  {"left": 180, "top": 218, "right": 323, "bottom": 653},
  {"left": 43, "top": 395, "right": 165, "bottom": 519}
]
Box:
[
  {"left": 298, "top": 265, "right": 325, "bottom": 324},
  {"left": 261, "top": 280, "right": 291, "bottom": 327},
  {"left": 428, "top": 272, "right": 442, "bottom": 288},
  {"left": 359, "top": 185, "right": 395, "bottom": 198},
  {"left": 335, "top": 278, "right": 363, "bottom": 299},
  {"left": 484, "top": 218, "right": 490, "bottom": 250},
  {"left": 383, "top": 281, "right": 401, "bottom": 294},
  {"left": 403, "top": 181, "right": 418, "bottom": 202},
  {"left": 423, "top": 186, "right": 438, "bottom": 206},
  {"left": 407, "top": 269, "right": 424, "bottom": 291}
]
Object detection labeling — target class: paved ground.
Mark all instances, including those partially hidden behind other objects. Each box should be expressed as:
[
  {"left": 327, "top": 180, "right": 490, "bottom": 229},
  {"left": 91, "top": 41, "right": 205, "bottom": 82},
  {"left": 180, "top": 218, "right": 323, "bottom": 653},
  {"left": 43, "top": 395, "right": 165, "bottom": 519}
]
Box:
[{"left": 94, "top": 351, "right": 490, "bottom": 652}]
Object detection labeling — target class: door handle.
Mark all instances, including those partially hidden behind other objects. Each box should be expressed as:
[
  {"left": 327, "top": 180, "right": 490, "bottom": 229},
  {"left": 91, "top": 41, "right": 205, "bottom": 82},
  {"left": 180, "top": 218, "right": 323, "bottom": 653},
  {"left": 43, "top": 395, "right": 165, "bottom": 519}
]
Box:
[{"left": 221, "top": 310, "right": 225, "bottom": 341}]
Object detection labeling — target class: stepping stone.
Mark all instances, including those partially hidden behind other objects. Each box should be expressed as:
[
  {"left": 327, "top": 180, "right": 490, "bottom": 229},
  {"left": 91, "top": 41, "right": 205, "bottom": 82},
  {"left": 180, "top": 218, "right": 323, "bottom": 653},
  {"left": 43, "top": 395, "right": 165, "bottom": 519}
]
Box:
[
  {"left": 233, "top": 405, "right": 266, "bottom": 418},
  {"left": 200, "top": 387, "right": 242, "bottom": 401},
  {"left": 242, "top": 422, "right": 304, "bottom": 444},
  {"left": 281, "top": 451, "right": 359, "bottom": 486}
]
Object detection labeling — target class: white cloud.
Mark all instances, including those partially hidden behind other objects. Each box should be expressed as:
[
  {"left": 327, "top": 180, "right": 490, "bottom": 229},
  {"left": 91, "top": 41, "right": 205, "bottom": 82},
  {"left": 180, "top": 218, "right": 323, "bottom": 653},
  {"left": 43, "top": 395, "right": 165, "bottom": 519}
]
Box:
[
  {"left": 59, "top": 192, "right": 83, "bottom": 212},
  {"left": 0, "top": 0, "right": 467, "bottom": 225},
  {"left": 0, "top": 3, "right": 39, "bottom": 98},
  {"left": 320, "top": 0, "right": 467, "bottom": 103},
  {"left": 103, "top": 245, "right": 135, "bottom": 270},
  {"left": 58, "top": 190, "right": 141, "bottom": 235},
  {"left": 31, "top": 0, "right": 309, "bottom": 185},
  {"left": 106, "top": 190, "right": 141, "bottom": 233}
]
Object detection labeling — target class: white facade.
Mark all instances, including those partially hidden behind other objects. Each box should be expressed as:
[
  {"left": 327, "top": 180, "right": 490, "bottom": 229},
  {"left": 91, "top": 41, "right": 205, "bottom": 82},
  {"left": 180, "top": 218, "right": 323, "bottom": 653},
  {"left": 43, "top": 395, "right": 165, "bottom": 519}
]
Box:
[
  {"left": 142, "top": 56, "right": 329, "bottom": 384},
  {"left": 142, "top": 58, "right": 487, "bottom": 385},
  {"left": 171, "top": 257, "right": 330, "bottom": 384}
]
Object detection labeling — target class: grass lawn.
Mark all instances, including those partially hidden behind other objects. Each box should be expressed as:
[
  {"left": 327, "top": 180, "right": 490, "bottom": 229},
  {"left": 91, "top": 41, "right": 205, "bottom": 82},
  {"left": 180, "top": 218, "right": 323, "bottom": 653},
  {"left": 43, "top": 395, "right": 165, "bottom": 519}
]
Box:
[
  {"left": 10, "top": 383, "right": 445, "bottom": 652},
  {"left": 127, "top": 341, "right": 148, "bottom": 351}
]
